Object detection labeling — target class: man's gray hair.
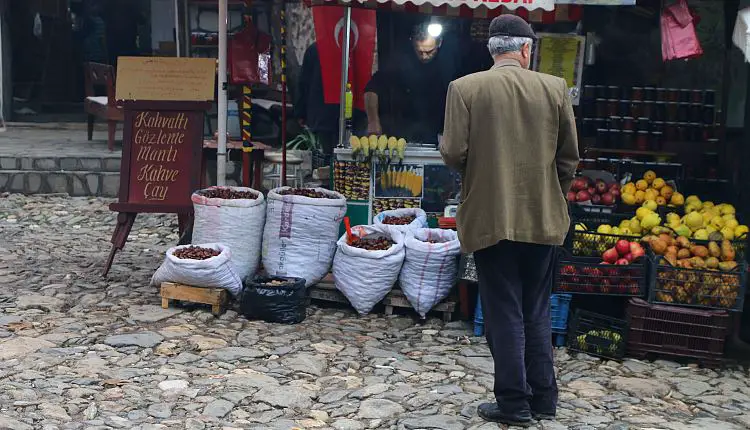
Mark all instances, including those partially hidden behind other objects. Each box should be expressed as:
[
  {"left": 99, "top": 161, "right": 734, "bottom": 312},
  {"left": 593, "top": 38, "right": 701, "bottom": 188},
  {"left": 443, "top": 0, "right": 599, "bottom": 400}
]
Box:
[{"left": 487, "top": 36, "right": 533, "bottom": 57}]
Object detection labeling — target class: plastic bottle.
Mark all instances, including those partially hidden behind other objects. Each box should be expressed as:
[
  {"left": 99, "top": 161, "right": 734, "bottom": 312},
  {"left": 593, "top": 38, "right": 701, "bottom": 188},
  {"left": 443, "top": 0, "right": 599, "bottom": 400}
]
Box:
[{"left": 344, "top": 83, "right": 353, "bottom": 120}]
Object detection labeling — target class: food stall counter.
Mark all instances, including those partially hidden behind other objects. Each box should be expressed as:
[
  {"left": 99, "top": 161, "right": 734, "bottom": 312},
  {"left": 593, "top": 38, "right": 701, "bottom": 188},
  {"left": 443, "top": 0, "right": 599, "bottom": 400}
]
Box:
[{"left": 333, "top": 146, "right": 461, "bottom": 227}]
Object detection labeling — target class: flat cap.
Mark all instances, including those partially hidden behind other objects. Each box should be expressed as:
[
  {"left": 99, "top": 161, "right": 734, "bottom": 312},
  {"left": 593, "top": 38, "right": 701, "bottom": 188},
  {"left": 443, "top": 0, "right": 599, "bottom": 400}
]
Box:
[{"left": 488, "top": 15, "right": 537, "bottom": 40}]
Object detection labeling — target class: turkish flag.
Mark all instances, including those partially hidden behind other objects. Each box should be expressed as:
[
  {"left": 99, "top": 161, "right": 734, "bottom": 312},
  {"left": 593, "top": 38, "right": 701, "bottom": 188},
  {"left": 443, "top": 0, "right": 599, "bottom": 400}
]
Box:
[{"left": 313, "top": 6, "right": 376, "bottom": 111}]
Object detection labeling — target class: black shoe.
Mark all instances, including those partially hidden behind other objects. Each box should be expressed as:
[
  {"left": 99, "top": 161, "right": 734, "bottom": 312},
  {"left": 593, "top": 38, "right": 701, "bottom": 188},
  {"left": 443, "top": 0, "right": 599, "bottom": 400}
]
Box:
[
  {"left": 477, "top": 403, "right": 532, "bottom": 427},
  {"left": 532, "top": 411, "right": 556, "bottom": 421}
]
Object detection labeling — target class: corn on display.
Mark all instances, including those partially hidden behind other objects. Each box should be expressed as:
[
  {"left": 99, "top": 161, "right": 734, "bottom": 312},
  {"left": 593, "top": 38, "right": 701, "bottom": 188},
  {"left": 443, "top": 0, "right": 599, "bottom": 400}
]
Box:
[
  {"left": 347, "top": 135, "right": 407, "bottom": 163},
  {"left": 375, "top": 165, "right": 423, "bottom": 198}
]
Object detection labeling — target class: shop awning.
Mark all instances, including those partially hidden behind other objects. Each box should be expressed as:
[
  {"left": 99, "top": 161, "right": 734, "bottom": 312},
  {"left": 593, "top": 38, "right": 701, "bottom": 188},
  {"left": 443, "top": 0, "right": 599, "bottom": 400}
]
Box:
[{"left": 307, "top": 0, "right": 583, "bottom": 22}]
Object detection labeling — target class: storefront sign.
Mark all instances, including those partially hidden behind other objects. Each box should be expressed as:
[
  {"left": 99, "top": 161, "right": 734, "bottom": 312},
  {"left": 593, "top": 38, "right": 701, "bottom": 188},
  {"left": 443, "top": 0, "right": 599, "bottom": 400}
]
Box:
[
  {"left": 555, "top": 0, "right": 635, "bottom": 5},
  {"left": 533, "top": 33, "right": 586, "bottom": 105},
  {"left": 115, "top": 57, "right": 216, "bottom": 102}
]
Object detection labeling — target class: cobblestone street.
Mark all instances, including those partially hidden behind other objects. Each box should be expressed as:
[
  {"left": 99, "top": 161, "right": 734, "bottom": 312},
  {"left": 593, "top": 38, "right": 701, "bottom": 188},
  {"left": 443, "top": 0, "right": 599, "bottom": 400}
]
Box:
[{"left": 2, "top": 194, "right": 750, "bottom": 430}]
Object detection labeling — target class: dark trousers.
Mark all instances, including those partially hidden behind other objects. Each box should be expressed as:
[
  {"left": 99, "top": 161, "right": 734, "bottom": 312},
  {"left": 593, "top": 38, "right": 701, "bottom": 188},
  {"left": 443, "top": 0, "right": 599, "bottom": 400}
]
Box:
[{"left": 474, "top": 241, "right": 558, "bottom": 414}]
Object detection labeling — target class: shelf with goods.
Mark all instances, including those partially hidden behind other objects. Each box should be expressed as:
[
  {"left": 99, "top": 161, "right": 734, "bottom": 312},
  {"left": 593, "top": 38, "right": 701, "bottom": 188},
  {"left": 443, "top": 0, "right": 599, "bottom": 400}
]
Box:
[{"left": 575, "top": 84, "right": 726, "bottom": 186}]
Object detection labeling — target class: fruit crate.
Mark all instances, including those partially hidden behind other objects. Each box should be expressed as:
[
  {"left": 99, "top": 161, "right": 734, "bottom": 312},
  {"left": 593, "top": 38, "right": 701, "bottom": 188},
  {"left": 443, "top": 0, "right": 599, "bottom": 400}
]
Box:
[
  {"left": 617, "top": 160, "right": 684, "bottom": 183},
  {"left": 626, "top": 298, "right": 729, "bottom": 367},
  {"left": 565, "top": 216, "right": 640, "bottom": 258},
  {"left": 554, "top": 249, "right": 648, "bottom": 297},
  {"left": 690, "top": 237, "right": 748, "bottom": 263},
  {"left": 648, "top": 254, "right": 747, "bottom": 312},
  {"left": 567, "top": 309, "right": 628, "bottom": 360}
]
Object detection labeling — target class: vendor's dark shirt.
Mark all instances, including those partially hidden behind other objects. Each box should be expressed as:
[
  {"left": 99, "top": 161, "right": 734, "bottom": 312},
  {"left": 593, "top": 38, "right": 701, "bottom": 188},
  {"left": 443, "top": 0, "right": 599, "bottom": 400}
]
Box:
[
  {"left": 295, "top": 43, "right": 339, "bottom": 133},
  {"left": 366, "top": 51, "right": 454, "bottom": 144}
]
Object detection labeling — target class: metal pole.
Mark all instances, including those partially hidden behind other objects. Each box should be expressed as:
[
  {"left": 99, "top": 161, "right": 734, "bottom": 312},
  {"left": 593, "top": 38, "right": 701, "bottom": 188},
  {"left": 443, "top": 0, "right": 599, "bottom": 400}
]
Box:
[
  {"left": 174, "top": 0, "right": 181, "bottom": 56},
  {"left": 336, "top": 6, "right": 352, "bottom": 149},
  {"left": 217, "top": 0, "right": 228, "bottom": 186},
  {"left": 281, "top": 1, "right": 288, "bottom": 185}
]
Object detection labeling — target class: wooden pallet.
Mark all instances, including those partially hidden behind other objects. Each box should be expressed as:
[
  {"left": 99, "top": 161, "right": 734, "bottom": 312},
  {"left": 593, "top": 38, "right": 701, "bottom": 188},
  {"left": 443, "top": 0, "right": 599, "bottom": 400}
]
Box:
[
  {"left": 160, "top": 282, "right": 228, "bottom": 316},
  {"left": 311, "top": 280, "right": 456, "bottom": 322}
]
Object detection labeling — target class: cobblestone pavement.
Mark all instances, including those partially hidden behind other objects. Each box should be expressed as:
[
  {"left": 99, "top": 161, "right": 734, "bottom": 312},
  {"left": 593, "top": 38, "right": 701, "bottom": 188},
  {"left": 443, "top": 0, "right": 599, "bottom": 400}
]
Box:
[{"left": 2, "top": 194, "right": 750, "bottom": 430}]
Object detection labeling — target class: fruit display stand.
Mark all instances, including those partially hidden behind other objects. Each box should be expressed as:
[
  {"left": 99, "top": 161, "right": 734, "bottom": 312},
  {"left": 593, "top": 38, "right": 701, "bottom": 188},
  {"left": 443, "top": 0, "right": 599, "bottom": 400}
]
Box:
[
  {"left": 567, "top": 309, "right": 628, "bottom": 360},
  {"left": 555, "top": 249, "right": 648, "bottom": 297},
  {"left": 333, "top": 146, "right": 460, "bottom": 226},
  {"left": 626, "top": 298, "right": 730, "bottom": 367}
]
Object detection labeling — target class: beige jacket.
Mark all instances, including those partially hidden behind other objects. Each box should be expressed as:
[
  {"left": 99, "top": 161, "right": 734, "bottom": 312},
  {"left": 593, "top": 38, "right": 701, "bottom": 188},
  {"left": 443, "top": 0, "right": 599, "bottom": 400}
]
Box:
[{"left": 440, "top": 60, "right": 579, "bottom": 254}]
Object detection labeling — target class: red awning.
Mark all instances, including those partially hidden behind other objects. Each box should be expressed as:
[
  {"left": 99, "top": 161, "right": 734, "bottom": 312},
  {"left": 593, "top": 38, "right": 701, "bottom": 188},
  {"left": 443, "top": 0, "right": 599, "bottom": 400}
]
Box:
[{"left": 306, "top": 0, "right": 582, "bottom": 22}]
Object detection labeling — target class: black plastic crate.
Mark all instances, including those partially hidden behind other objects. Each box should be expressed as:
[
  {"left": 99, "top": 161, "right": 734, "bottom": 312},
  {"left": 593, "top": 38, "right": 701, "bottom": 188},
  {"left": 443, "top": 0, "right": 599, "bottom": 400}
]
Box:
[
  {"left": 617, "top": 160, "right": 684, "bottom": 183},
  {"left": 626, "top": 298, "right": 729, "bottom": 367},
  {"left": 649, "top": 253, "right": 746, "bottom": 312},
  {"left": 554, "top": 249, "right": 648, "bottom": 297},
  {"left": 567, "top": 309, "right": 629, "bottom": 360},
  {"left": 564, "top": 218, "right": 641, "bottom": 259}
]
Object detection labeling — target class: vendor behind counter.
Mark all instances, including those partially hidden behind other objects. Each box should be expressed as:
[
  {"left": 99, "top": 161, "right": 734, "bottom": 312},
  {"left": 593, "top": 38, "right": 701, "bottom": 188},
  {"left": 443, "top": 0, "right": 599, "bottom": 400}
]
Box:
[{"left": 364, "top": 26, "right": 459, "bottom": 145}]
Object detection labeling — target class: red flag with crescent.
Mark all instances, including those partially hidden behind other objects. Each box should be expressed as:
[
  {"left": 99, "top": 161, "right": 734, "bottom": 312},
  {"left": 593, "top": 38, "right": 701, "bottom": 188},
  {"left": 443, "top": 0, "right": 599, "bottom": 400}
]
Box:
[{"left": 312, "top": 6, "right": 376, "bottom": 110}]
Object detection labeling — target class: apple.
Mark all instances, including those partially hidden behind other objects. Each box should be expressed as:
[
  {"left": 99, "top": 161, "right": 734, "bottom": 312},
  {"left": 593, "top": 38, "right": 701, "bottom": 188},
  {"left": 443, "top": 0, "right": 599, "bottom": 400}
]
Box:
[
  {"left": 609, "top": 183, "right": 621, "bottom": 192},
  {"left": 616, "top": 258, "right": 630, "bottom": 265},
  {"left": 630, "top": 243, "right": 646, "bottom": 260},
  {"left": 624, "top": 253, "right": 634, "bottom": 262},
  {"left": 602, "top": 248, "right": 619, "bottom": 264},
  {"left": 567, "top": 191, "right": 577, "bottom": 202},
  {"left": 576, "top": 190, "right": 592, "bottom": 202},
  {"left": 588, "top": 187, "right": 596, "bottom": 196},
  {"left": 571, "top": 178, "right": 588, "bottom": 192},
  {"left": 616, "top": 240, "right": 631, "bottom": 256},
  {"left": 595, "top": 179, "right": 608, "bottom": 194},
  {"left": 628, "top": 284, "right": 641, "bottom": 295},
  {"left": 600, "top": 192, "right": 615, "bottom": 206},
  {"left": 591, "top": 194, "right": 602, "bottom": 205}
]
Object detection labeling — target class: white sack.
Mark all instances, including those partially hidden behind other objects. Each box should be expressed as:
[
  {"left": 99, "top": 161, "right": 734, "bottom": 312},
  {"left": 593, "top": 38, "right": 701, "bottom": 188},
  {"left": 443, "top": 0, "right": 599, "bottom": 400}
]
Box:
[
  {"left": 151, "top": 243, "right": 243, "bottom": 296},
  {"left": 192, "top": 187, "right": 266, "bottom": 281},
  {"left": 733, "top": 8, "right": 750, "bottom": 63},
  {"left": 262, "top": 187, "right": 347, "bottom": 286},
  {"left": 373, "top": 208, "right": 428, "bottom": 234},
  {"left": 399, "top": 228, "right": 461, "bottom": 318},
  {"left": 333, "top": 225, "right": 405, "bottom": 315}
]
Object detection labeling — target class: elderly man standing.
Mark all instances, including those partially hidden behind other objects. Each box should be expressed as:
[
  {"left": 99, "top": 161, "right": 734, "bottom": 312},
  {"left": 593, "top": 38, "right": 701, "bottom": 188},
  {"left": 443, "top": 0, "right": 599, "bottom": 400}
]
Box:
[{"left": 440, "top": 16, "right": 579, "bottom": 427}]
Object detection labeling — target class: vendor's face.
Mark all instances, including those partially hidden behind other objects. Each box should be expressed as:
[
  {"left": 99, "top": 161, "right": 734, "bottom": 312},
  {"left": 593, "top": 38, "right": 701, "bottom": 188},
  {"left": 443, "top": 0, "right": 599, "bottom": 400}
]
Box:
[{"left": 413, "top": 37, "right": 440, "bottom": 63}]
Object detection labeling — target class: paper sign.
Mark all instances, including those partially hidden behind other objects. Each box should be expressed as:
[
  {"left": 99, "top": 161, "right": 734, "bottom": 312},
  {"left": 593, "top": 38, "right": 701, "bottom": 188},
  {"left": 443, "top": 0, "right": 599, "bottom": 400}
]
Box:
[
  {"left": 533, "top": 33, "right": 586, "bottom": 105},
  {"left": 116, "top": 57, "right": 216, "bottom": 102}
]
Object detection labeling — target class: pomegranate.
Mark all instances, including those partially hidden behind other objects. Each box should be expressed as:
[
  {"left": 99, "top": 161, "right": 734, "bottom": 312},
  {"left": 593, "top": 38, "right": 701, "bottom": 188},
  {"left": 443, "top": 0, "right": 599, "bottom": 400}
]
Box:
[
  {"left": 571, "top": 178, "right": 588, "bottom": 192},
  {"left": 576, "top": 190, "right": 592, "bottom": 202},
  {"left": 591, "top": 194, "right": 602, "bottom": 205},
  {"left": 567, "top": 191, "right": 577, "bottom": 202}
]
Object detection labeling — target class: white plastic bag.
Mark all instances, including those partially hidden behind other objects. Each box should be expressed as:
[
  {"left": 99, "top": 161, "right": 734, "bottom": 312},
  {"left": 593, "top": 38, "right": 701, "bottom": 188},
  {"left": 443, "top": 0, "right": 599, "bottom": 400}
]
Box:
[
  {"left": 151, "top": 243, "right": 243, "bottom": 297},
  {"left": 333, "top": 225, "right": 405, "bottom": 315},
  {"left": 192, "top": 187, "right": 266, "bottom": 281},
  {"left": 262, "top": 187, "right": 347, "bottom": 286},
  {"left": 373, "top": 208, "right": 428, "bottom": 234},
  {"left": 399, "top": 228, "right": 461, "bottom": 318}
]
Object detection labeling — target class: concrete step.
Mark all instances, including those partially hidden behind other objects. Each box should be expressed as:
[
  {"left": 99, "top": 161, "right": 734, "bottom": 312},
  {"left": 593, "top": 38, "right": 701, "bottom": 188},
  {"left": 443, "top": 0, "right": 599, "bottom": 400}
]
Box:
[
  {"left": 0, "top": 170, "right": 120, "bottom": 197},
  {"left": 0, "top": 156, "right": 121, "bottom": 173}
]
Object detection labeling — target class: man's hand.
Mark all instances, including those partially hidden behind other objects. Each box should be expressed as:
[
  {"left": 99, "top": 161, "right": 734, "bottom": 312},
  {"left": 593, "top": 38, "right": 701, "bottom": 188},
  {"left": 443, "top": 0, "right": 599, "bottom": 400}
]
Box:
[{"left": 367, "top": 121, "right": 382, "bottom": 135}]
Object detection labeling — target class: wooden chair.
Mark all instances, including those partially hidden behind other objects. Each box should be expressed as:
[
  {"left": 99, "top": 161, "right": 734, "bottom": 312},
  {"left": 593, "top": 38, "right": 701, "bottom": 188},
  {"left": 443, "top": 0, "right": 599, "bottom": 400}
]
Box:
[{"left": 83, "top": 62, "right": 123, "bottom": 151}]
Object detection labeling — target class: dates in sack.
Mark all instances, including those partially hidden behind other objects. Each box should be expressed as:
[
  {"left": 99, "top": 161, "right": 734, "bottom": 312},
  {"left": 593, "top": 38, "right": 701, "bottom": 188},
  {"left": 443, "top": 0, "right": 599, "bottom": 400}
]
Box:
[
  {"left": 199, "top": 188, "right": 258, "bottom": 200},
  {"left": 279, "top": 188, "right": 336, "bottom": 199},
  {"left": 382, "top": 215, "right": 416, "bottom": 225},
  {"left": 350, "top": 237, "right": 395, "bottom": 251},
  {"left": 173, "top": 246, "right": 221, "bottom": 260}
]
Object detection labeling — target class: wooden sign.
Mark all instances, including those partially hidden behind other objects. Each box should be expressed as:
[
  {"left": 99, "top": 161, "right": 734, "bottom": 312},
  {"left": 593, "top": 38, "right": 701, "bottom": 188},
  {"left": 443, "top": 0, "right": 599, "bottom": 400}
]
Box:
[
  {"left": 127, "top": 109, "right": 200, "bottom": 205},
  {"left": 105, "top": 57, "right": 215, "bottom": 275},
  {"left": 115, "top": 57, "right": 215, "bottom": 102}
]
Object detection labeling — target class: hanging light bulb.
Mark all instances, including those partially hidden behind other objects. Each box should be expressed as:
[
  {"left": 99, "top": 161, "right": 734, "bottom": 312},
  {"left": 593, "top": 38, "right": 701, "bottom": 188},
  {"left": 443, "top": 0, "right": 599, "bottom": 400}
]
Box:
[{"left": 427, "top": 23, "right": 443, "bottom": 38}]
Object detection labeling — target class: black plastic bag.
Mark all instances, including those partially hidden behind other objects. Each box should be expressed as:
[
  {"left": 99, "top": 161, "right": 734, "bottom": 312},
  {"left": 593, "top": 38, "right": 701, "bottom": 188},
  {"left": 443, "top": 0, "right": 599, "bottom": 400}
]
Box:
[{"left": 241, "top": 276, "right": 307, "bottom": 324}]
